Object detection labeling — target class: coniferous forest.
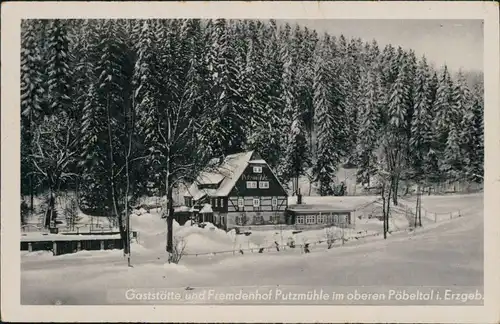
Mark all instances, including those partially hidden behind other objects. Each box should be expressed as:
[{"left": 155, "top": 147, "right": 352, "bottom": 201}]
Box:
[{"left": 21, "top": 19, "right": 484, "bottom": 233}]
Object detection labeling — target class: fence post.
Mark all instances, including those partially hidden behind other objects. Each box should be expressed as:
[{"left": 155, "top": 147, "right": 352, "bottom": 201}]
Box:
[
  {"left": 52, "top": 241, "right": 57, "bottom": 256},
  {"left": 28, "top": 242, "right": 32, "bottom": 252},
  {"left": 77, "top": 241, "right": 81, "bottom": 251},
  {"left": 100, "top": 240, "right": 104, "bottom": 251}
]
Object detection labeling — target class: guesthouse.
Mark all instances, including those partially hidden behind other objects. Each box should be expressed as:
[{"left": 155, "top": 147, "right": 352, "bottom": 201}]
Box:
[{"left": 183, "top": 151, "right": 288, "bottom": 230}]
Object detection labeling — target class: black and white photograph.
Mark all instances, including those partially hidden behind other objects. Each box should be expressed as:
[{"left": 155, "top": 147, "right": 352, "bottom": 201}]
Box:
[{"left": 2, "top": 1, "right": 499, "bottom": 323}]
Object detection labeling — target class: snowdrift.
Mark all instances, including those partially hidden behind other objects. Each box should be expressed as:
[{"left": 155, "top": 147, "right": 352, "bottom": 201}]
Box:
[{"left": 129, "top": 211, "right": 380, "bottom": 255}]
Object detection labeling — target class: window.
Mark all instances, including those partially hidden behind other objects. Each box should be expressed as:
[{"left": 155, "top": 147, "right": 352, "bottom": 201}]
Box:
[
  {"left": 253, "top": 198, "right": 260, "bottom": 207},
  {"left": 306, "top": 215, "right": 316, "bottom": 224},
  {"left": 271, "top": 197, "right": 278, "bottom": 207},
  {"left": 236, "top": 215, "right": 247, "bottom": 226},
  {"left": 296, "top": 216, "right": 305, "bottom": 225},
  {"left": 237, "top": 198, "right": 244, "bottom": 209},
  {"left": 259, "top": 181, "right": 269, "bottom": 189},
  {"left": 215, "top": 199, "right": 218, "bottom": 207},
  {"left": 253, "top": 215, "right": 264, "bottom": 224},
  {"left": 317, "top": 214, "right": 325, "bottom": 224},
  {"left": 253, "top": 166, "right": 263, "bottom": 173},
  {"left": 246, "top": 181, "right": 257, "bottom": 189}
]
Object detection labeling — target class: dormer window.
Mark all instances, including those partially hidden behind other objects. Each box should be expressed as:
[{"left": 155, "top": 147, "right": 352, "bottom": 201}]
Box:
[{"left": 253, "top": 166, "right": 263, "bottom": 173}]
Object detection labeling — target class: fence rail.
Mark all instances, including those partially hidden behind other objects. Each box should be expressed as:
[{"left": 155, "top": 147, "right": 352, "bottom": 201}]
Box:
[
  {"left": 181, "top": 206, "right": 467, "bottom": 258},
  {"left": 21, "top": 223, "right": 120, "bottom": 234}
]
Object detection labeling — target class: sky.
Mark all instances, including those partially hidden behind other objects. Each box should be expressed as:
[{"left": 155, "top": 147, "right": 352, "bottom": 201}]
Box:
[{"left": 282, "top": 19, "right": 483, "bottom": 73}]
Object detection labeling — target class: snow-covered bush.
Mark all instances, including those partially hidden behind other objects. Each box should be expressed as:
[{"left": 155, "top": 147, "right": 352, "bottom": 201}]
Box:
[
  {"left": 168, "top": 236, "right": 187, "bottom": 264},
  {"left": 63, "top": 196, "right": 81, "bottom": 230}
]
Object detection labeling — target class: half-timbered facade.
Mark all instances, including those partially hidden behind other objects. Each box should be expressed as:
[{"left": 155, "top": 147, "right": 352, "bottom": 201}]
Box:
[{"left": 183, "top": 151, "right": 288, "bottom": 230}]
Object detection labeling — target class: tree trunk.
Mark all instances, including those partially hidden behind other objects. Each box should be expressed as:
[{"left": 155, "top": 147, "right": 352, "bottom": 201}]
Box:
[
  {"left": 106, "top": 94, "right": 128, "bottom": 255},
  {"left": 392, "top": 175, "right": 399, "bottom": 206},
  {"left": 386, "top": 181, "right": 392, "bottom": 234},
  {"left": 29, "top": 109, "right": 34, "bottom": 213},
  {"left": 418, "top": 187, "right": 422, "bottom": 227},
  {"left": 414, "top": 183, "right": 419, "bottom": 228},
  {"left": 125, "top": 136, "right": 131, "bottom": 266},
  {"left": 44, "top": 188, "right": 54, "bottom": 228},
  {"left": 29, "top": 174, "right": 34, "bottom": 213},
  {"left": 381, "top": 182, "right": 387, "bottom": 239}
]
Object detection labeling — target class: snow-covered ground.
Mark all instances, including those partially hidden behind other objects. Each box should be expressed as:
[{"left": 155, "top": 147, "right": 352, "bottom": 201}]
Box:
[{"left": 21, "top": 193, "right": 483, "bottom": 305}]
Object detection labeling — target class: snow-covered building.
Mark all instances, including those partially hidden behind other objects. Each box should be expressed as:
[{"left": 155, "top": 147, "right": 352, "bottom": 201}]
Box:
[{"left": 183, "top": 151, "right": 288, "bottom": 230}]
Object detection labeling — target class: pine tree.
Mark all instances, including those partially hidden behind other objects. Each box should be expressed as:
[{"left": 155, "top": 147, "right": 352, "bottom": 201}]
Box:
[
  {"left": 409, "top": 56, "right": 432, "bottom": 181},
  {"left": 21, "top": 20, "right": 45, "bottom": 123},
  {"left": 203, "top": 19, "right": 246, "bottom": 156},
  {"left": 453, "top": 71, "right": 474, "bottom": 181},
  {"left": 45, "top": 20, "right": 72, "bottom": 116},
  {"left": 21, "top": 20, "right": 45, "bottom": 207},
  {"left": 385, "top": 65, "right": 410, "bottom": 204},
  {"left": 312, "top": 44, "right": 345, "bottom": 195},
  {"left": 79, "top": 83, "right": 109, "bottom": 213},
  {"left": 344, "top": 38, "right": 364, "bottom": 163},
  {"left": 69, "top": 20, "right": 97, "bottom": 124},
  {"left": 467, "top": 86, "right": 484, "bottom": 182},
  {"left": 277, "top": 41, "right": 303, "bottom": 188},
  {"left": 133, "top": 20, "right": 162, "bottom": 195},
  {"left": 404, "top": 50, "right": 418, "bottom": 163},
  {"left": 356, "top": 67, "right": 382, "bottom": 187},
  {"left": 433, "top": 66, "right": 455, "bottom": 158},
  {"left": 246, "top": 20, "right": 284, "bottom": 170}
]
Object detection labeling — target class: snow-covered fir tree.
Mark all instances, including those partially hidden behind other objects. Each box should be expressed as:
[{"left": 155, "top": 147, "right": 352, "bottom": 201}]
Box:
[
  {"left": 356, "top": 67, "right": 383, "bottom": 187},
  {"left": 312, "top": 42, "right": 346, "bottom": 195},
  {"left": 45, "top": 20, "right": 72, "bottom": 116}
]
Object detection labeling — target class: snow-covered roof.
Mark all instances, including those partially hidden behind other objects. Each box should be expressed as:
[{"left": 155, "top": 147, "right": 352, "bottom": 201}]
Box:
[
  {"left": 212, "top": 151, "right": 255, "bottom": 197},
  {"left": 288, "top": 204, "right": 354, "bottom": 213},
  {"left": 184, "top": 151, "right": 255, "bottom": 199},
  {"left": 249, "top": 159, "right": 266, "bottom": 164},
  {"left": 174, "top": 206, "right": 191, "bottom": 212},
  {"left": 196, "top": 171, "right": 224, "bottom": 185},
  {"left": 199, "top": 204, "right": 213, "bottom": 214}
]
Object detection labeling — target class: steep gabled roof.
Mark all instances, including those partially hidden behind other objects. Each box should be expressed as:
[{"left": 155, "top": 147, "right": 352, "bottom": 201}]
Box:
[
  {"left": 212, "top": 151, "right": 255, "bottom": 197},
  {"left": 184, "top": 151, "right": 255, "bottom": 199}
]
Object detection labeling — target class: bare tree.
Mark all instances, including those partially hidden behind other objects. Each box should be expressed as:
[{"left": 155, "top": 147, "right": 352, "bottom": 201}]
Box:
[
  {"left": 30, "top": 114, "right": 78, "bottom": 228},
  {"left": 169, "top": 236, "right": 187, "bottom": 264}
]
